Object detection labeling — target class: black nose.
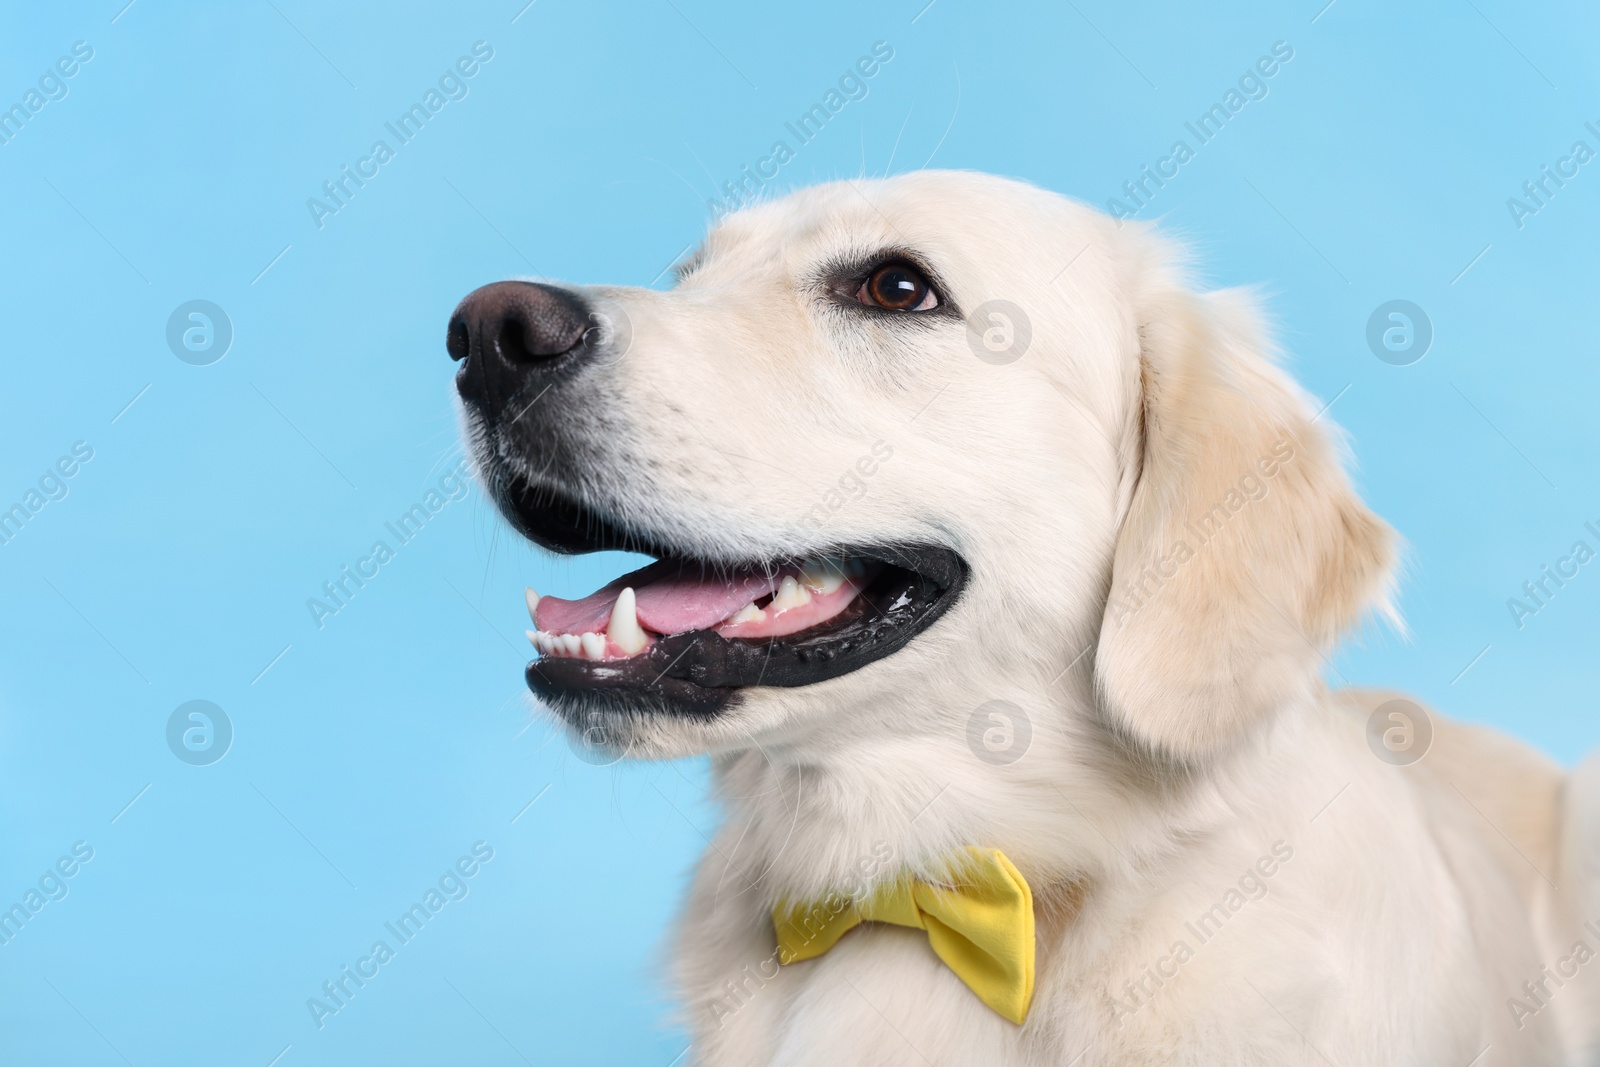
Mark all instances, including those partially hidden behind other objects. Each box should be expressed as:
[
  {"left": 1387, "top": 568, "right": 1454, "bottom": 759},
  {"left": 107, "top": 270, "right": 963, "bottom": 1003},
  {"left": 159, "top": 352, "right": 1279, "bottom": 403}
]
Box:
[
  {"left": 447, "top": 280, "right": 591, "bottom": 364},
  {"left": 448, "top": 281, "right": 595, "bottom": 408}
]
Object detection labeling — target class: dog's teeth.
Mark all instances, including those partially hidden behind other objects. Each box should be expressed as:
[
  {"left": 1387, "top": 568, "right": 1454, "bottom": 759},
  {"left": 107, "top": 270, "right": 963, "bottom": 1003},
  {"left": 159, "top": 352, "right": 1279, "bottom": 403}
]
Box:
[
  {"left": 771, "top": 575, "right": 812, "bottom": 611},
  {"left": 558, "top": 634, "right": 582, "bottom": 656},
  {"left": 799, "top": 560, "right": 845, "bottom": 595},
  {"left": 580, "top": 632, "right": 607, "bottom": 660},
  {"left": 727, "top": 602, "right": 765, "bottom": 625},
  {"left": 537, "top": 631, "right": 555, "bottom": 655},
  {"left": 525, "top": 588, "right": 541, "bottom": 621},
  {"left": 526, "top": 629, "right": 540, "bottom": 648},
  {"left": 607, "top": 587, "right": 649, "bottom": 654}
]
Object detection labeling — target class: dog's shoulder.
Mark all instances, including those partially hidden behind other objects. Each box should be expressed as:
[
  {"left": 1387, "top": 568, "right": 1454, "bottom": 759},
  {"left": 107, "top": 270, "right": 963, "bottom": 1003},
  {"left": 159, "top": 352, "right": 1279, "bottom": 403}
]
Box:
[{"left": 1332, "top": 687, "right": 1562, "bottom": 901}]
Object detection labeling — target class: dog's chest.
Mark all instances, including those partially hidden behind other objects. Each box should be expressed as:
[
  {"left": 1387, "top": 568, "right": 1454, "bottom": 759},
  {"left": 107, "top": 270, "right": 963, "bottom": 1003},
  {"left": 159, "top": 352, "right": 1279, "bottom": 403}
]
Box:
[{"left": 702, "top": 923, "right": 1027, "bottom": 1065}]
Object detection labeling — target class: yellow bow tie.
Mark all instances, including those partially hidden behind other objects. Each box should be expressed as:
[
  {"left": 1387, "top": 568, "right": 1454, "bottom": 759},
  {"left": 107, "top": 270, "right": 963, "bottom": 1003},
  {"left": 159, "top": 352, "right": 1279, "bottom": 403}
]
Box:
[{"left": 771, "top": 847, "right": 1036, "bottom": 1024}]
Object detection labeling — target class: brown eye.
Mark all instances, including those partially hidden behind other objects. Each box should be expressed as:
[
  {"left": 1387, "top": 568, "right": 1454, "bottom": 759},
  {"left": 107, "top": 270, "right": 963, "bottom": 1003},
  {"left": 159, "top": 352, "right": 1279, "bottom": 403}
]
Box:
[{"left": 857, "top": 262, "right": 938, "bottom": 312}]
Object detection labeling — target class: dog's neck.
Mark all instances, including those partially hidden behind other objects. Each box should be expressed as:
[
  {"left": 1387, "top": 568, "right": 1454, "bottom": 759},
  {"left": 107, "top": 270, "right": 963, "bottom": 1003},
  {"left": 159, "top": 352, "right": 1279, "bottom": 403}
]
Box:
[{"left": 703, "top": 671, "right": 1245, "bottom": 911}]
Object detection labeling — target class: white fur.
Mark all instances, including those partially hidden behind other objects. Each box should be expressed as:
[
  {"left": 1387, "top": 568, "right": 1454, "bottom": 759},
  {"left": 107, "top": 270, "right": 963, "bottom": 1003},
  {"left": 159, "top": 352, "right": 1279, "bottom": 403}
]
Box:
[{"left": 487, "top": 172, "right": 1599, "bottom": 1064}]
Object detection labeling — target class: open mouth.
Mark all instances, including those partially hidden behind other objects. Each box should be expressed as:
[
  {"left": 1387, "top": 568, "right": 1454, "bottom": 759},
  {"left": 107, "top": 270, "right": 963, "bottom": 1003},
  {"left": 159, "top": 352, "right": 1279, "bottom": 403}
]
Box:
[{"left": 498, "top": 477, "right": 966, "bottom": 718}]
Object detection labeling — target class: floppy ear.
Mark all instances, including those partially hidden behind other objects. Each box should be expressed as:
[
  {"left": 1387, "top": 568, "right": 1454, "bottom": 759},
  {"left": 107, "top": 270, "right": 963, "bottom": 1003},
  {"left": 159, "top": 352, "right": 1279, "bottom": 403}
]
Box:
[{"left": 1094, "top": 284, "right": 1393, "bottom": 759}]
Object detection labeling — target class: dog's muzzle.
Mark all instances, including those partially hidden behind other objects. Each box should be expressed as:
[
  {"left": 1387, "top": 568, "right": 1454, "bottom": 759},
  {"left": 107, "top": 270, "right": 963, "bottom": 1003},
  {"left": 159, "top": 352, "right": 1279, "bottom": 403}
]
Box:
[{"left": 445, "top": 277, "right": 968, "bottom": 720}]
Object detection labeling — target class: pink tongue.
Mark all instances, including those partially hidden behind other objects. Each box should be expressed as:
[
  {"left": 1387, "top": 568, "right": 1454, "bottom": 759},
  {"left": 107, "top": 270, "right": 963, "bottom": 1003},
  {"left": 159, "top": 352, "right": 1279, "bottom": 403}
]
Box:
[{"left": 534, "top": 561, "right": 789, "bottom": 636}]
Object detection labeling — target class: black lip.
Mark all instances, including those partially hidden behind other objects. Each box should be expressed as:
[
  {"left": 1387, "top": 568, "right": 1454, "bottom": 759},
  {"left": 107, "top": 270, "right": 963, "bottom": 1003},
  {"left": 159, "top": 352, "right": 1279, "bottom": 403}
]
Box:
[
  {"left": 496, "top": 478, "right": 967, "bottom": 718},
  {"left": 499, "top": 474, "right": 673, "bottom": 557}
]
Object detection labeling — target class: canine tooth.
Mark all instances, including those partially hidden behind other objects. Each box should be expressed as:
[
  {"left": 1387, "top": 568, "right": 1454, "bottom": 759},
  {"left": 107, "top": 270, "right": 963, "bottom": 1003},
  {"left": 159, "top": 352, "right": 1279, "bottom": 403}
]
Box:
[
  {"left": 526, "top": 629, "right": 540, "bottom": 648},
  {"left": 558, "top": 634, "right": 582, "bottom": 656},
  {"left": 799, "top": 561, "right": 845, "bottom": 595},
  {"left": 727, "top": 602, "right": 765, "bottom": 626},
  {"left": 771, "top": 575, "right": 812, "bottom": 611},
  {"left": 580, "top": 632, "right": 607, "bottom": 660},
  {"left": 607, "top": 587, "right": 649, "bottom": 654},
  {"left": 525, "top": 588, "right": 541, "bottom": 620}
]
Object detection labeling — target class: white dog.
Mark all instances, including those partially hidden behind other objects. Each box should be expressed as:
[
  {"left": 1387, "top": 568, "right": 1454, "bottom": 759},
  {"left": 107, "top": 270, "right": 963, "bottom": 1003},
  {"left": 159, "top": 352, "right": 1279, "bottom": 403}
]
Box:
[{"left": 449, "top": 171, "right": 1600, "bottom": 1065}]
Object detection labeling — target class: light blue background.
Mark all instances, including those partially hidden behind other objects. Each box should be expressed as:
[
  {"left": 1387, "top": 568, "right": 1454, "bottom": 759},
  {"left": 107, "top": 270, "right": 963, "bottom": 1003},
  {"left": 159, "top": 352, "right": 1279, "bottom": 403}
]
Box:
[{"left": 1, "top": 0, "right": 1595, "bottom": 1062}]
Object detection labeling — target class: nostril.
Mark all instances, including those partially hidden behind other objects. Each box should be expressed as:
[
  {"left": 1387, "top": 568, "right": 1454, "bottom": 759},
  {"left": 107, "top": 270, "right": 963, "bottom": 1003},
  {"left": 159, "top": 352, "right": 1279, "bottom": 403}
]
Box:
[
  {"left": 446, "top": 317, "right": 470, "bottom": 362},
  {"left": 496, "top": 300, "right": 586, "bottom": 363},
  {"left": 495, "top": 315, "right": 530, "bottom": 363}
]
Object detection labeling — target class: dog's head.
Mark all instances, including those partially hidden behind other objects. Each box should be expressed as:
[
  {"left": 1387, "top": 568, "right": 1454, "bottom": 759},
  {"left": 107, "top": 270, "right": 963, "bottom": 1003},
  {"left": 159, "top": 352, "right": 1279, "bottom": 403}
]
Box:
[{"left": 450, "top": 171, "right": 1391, "bottom": 765}]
